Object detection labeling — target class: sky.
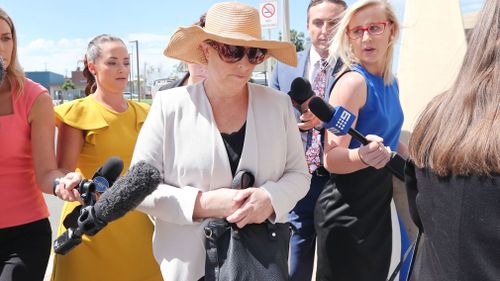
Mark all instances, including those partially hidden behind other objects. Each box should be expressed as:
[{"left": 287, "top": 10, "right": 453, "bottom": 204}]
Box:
[{"left": 1, "top": 0, "right": 485, "bottom": 82}]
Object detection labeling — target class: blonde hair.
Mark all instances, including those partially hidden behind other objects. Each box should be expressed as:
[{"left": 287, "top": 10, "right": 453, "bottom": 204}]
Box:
[
  {"left": 0, "top": 8, "right": 25, "bottom": 96},
  {"left": 409, "top": 0, "right": 500, "bottom": 176},
  {"left": 329, "top": 0, "right": 399, "bottom": 85}
]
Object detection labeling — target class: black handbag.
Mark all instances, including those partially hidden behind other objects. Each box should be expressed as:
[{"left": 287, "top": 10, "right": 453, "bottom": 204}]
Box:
[{"left": 204, "top": 171, "right": 290, "bottom": 281}]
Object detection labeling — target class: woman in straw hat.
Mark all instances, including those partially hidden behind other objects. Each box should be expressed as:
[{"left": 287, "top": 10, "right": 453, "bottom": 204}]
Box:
[{"left": 131, "top": 2, "right": 310, "bottom": 281}]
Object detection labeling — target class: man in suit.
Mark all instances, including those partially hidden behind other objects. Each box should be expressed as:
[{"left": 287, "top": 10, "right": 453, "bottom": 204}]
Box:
[{"left": 270, "top": 1, "right": 347, "bottom": 280}]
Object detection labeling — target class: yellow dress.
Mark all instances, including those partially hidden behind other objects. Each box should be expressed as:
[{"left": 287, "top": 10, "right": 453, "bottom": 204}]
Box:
[{"left": 51, "top": 96, "right": 163, "bottom": 281}]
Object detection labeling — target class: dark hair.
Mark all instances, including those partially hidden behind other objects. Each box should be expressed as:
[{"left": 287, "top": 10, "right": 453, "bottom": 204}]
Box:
[
  {"left": 195, "top": 13, "right": 206, "bottom": 28},
  {"left": 307, "top": 0, "right": 347, "bottom": 22},
  {"left": 83, "top": 34, "right": 125, "bottom": 96},
  {"left": 409, "top": 0, "right": 500, "bottom": 176}
]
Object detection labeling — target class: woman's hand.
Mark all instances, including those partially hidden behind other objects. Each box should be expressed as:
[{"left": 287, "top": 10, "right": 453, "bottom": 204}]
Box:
[
  {"left": 226, "top": 187, "right": 274, "bottom": 229},
  {"left": 357, "top": 134, "right": 392, "bottom": 169},
  {"left": 193, "top": 188, "right": 252, "bottom": 220},
  {"left": 54, "top": 172, "right": 82, "bottom": 202},
  {"left": 298, "top": 108, "right": 321, "bottom": 131}
]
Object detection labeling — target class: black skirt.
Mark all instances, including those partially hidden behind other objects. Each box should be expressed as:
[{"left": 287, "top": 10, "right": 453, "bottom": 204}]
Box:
[{"left": 314, "top": 167, "right": 394, "bottom": 281}]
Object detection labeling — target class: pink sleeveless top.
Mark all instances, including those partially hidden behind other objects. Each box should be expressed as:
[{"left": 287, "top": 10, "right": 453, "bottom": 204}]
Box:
[{"left": 0, "top": 78, "right": 50, "bottom": 228}]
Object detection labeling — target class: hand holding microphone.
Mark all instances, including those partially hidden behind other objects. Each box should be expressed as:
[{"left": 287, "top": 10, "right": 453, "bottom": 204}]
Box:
[
  {"left": 288, "top": 77, "right": 314, "bottom": 107},
  {"left": 54, "top": 156, "right": 125, "bottom": 254},
  {"left": 53, "top": 156, "right": 124, "bottom": 205},
  {"left": 53, "top": 172, "right": 83, "bottom": 201},
  {"left": 288, "top": 77, "right": 321, "bottom": 130},
  {"left": 357, "top": 134, "right": 392, "bottom": 170},
  {"left": 308, "top": 96, "right": 406, "bottom": 181},
  {"left": 54, "top": 160, "right": 161, "bottom": 255}
]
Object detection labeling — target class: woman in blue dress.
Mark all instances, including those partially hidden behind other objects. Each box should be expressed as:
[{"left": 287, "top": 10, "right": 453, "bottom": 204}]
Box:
[{"left": 314, "top": 0, "right": 409, "bottom": 280}]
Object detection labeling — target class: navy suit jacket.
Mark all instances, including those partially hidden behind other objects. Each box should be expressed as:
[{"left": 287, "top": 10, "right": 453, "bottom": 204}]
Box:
[{"left": 270, "top": 47, "right": 343, "bottom": 101}]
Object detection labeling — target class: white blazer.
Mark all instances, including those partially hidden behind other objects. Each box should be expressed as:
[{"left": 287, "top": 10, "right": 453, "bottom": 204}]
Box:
[{"left": 132, "top": 81, "right": 311, "bottom": 281}]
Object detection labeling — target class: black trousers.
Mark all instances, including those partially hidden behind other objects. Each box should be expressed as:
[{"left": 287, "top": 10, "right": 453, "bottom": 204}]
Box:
[
  {"left": 314, "top": 167, "right": 394, "bottom": 281},
  {"left": 0, "top": 219, "right": 51, "bottom": 281}
]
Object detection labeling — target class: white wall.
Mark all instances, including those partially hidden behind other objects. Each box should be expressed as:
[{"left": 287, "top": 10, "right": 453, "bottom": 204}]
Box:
[{"left": 397, "top": 0, "right": 467, "bottom": 133}]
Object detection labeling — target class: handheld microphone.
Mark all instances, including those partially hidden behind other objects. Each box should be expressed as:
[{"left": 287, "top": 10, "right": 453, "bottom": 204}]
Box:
[
  {"left": 92, "top": 161, "right": 161, "bottom": 223},
  {"left": 288, "top": 77, "right": 315, "bottom": 106},
  {"left": 90, "top": 156, "right": 124, "bottom": 193},
  {"left": 0, "top": 56, "right": 5, "bottom": 85},
  {"left": 54, "top": 161, "right": 161, "bottom": 255},
  {"left": 308, "top": 96, "right": 405, "bottom": 181},
  {"left": 288, "top": 77, "right": 317, "bottom": 131},
  {"left": 54, "top": 156, "right": 124, "bottom": 207},
  {"left": 59, "top": 157, "right": 124, "bottom": 229}
]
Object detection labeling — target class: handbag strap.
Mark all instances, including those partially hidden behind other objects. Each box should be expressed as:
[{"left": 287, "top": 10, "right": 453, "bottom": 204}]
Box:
[
  {"left": 386, "top": 230, "right": 422, "bottom": 281},
  {"left": 230, "top": 170, "right": 284, "bottom": 238},
  {"left": 387, "top": 159, "right": 425, "bottom": 281},
  {"left": 232, "top": 170, "right": 255, "bottom": 189}
]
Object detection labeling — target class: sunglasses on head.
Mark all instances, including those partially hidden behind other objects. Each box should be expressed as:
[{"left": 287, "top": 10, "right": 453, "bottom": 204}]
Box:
[{"left": 205, "top": 40, "right": 268, "bottom": 65}]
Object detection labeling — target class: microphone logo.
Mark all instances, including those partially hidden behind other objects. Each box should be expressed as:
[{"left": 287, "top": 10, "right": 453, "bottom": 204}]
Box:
[
  {"left": 328, "top": 107, "right": 356, "bottom": 135},
  {"left": 92, "top": 176, "right": 110, "bottom": 193}
]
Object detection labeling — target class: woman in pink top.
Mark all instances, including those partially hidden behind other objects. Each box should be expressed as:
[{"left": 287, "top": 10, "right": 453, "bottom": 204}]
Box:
[{"left": 0, "top": 8, "right": 81, "bottom": 281}]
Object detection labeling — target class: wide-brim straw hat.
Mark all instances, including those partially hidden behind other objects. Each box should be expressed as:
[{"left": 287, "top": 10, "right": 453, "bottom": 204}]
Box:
[{"left": 164, "top": 2, "right": 297, "bottom": 67}]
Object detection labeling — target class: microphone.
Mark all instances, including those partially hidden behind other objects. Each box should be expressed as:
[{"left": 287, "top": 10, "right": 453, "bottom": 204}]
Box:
[
  {"left": 288, "top": 77, "right": 317, "bottom": 131},
  {"left": 90, "top": 156, "right": 124, "bottom": 193},
  {"left": 54, "top": 156, "right": 124, "bottom": 207},
  {"left": 288, "top": 77, "right": 315, "bottom": 106},
  {"left": 308, "top": 96, "right": 405, "bottom": 181},
  {"left": 92, "top": 161, "right": 160, "bottom": 223},
  {"left": 59, "top": 157, "right": 124, "bottom": 229},
  {"left": 54, "top": 161, "right": 161, "bottom": 255},
  {"left": 0, "top": 56, "right": 5, "bottom": 85}
]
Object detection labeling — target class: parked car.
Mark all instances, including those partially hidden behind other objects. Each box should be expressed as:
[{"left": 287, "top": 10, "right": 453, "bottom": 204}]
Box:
[{"left": 123, "top": 92, "right": 138, "bottom": 99}]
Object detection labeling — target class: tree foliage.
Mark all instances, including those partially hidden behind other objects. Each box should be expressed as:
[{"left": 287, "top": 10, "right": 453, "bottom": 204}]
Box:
[
  {"left": 290, "top": 29, "right": 305, "bottom": 52},
  {"left": 61, "top": 80, "right": 76, "bottom": 90},
  {"left": 279, "top": 29, "right": 305, "bottom": 52}
]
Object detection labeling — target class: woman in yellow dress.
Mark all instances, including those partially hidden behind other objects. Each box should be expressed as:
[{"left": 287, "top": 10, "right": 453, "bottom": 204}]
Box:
[{"left": 50, "top": 34, "right": 162, "bottom": 281}]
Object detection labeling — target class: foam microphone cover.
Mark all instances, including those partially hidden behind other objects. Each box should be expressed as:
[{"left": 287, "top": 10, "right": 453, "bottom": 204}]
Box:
[
  {"left": 309, "top": 96, "right": 334, "bottom": 122},
  {"left": 0, "top": 56, "right": 5, "bottom": 85},
  {"left": 288, "top": 77, "right": 314, "bottom": 104},
  {"left": 93, "top": 161, "right": 161, "bottom": 223}
]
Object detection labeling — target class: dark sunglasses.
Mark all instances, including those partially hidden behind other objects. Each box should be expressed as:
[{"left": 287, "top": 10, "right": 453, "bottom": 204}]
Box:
[{"left": 205, "top": 40, "right": 268, "bottom": 65}]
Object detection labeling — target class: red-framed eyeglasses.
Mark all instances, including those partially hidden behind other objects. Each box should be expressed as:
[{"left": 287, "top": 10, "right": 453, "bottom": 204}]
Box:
[{"left": 346, "top": 21, "right": 390, "bottom": 39}]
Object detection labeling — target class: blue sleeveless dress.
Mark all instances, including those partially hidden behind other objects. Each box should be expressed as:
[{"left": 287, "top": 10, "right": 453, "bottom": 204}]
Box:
[{"left": 315, "top": 65, "right": 407, "bottom": 281}]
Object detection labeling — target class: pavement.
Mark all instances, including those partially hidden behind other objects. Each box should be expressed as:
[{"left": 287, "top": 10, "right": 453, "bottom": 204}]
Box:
[{"left": 43, "top": 194, "right": 64, "bottom": 281}]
